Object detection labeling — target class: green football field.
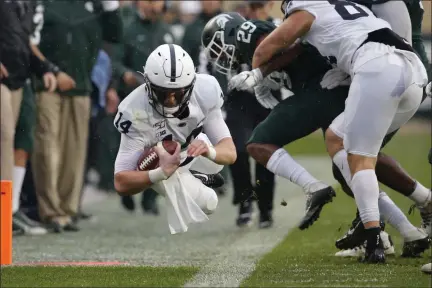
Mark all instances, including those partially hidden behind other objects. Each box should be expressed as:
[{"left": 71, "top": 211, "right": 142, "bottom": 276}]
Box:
[{"left": 2, "top": 122, "right": 431, "bottom": 287}]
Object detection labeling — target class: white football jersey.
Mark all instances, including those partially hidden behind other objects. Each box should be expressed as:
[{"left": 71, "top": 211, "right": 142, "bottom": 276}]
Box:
[
  {"left": 284, "top": 0, "right": 390, "bottom": 73},
  {"left": 114, "top": 74, "right": 225, "bottom": 166}
]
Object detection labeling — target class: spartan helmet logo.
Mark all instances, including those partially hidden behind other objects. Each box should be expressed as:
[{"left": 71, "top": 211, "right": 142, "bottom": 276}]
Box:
[{"left": 215, "top": 14, "right": 233, "bottom": 29}]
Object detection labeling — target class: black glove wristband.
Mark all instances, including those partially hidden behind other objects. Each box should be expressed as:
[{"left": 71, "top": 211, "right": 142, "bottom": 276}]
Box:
[
  {"left": 30, "top": 54, "right": 60, "bottom": 77},
  {"left": 45, "top": 60, "right": 60, "bottom": 76}
]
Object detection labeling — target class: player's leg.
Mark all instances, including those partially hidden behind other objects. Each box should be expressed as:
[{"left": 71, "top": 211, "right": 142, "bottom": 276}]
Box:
[
  {"left": 252, "top": 103, "right": 276, "bottom": 229},
  {"left": 326, "top": 51, "right": 424, "bottom": 263},
  {"left": 421, "top": 150, "right": 432, "bottom": 275},
  {"left": 225, "top": 93, "right": 256, "bottom": 227},
  {"left": 0, "top": 84, "right": 16, "bottom": 182},
  {"left": 338, "top": 188, "right": 430, "bottom": 257},
  {"left": 32, "top": 91, "right": 65, "bottom": 232},
  {"left": 1, "top": 84, "right": 21, "bottom": 235},
  {"left": 57, "top": 96, "right": 91, "bottom": 231},
  {"left": 247, "top": 88, "right": 348, "bottom": 229},
  {"left": 182, "top": 172, "right": 219, "bottom": 215},
  {"left": 255, "top": 162, "right": 275, "bottom": 228},
  {"left": 407, "top": 0, "right": 431, "bottom": 80},
  {"left": 13, "top": 81, "right": 47, "bottom": 235}
]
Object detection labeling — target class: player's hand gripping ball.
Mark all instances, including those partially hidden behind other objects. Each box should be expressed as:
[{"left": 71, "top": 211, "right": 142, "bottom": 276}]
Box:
[{"left": 137, "top": 140, "right": 178, "bottom": 171}]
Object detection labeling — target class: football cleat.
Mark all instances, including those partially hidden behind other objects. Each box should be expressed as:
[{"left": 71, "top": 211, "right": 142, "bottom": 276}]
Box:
[
  {"left": 335, "top": 213, "right": 386, "bottom": 250},
  {"left": 258, "top": 211, "right": 273, "bottom": 229},
  {"left": 401, "top": 229, "right": 431, "bottom": 258},
  {"left": 421, "top": 263, "right": 432, "bottom": 274},
  {"left": 121, "top": 195, "right": 135, "bottom": 212},
  {"left": 359, "top": 227, "right": 386, "bottom": 264},
  {"left": 191, "top": 170, "right": 225, "bottom": 189},
  {"left": 335, "top": 231, "right": 395, "bottom": 257},
  {"left": 299, "top": 186, "right": 336, "bottom": 230},
  {"left": 13, "top": 211, "right": 47, "bottom": 236},
  {"left": 236, "top": 200, "right": 253, "bottom": 227},
  {"left": 408, "top": 192, "right": 432, "bottom": 237}
]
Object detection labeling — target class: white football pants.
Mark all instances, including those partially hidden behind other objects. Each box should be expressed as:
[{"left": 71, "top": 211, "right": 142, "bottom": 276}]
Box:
[{"left": 330, "top": 43, "right": 426, "bottom": 157}]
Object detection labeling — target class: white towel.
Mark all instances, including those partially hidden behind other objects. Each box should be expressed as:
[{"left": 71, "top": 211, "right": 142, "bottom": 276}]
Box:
[
  {"left": 153, "top": 132, "right": 222, "bottom": 234},
  {"left": 155, "top": 170, "right": 209, "bottom": 234}
]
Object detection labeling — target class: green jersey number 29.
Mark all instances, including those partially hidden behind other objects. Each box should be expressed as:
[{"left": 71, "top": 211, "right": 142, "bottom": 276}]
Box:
[{"left": 237, "top": 22, "right": 257, "bottom": 44}]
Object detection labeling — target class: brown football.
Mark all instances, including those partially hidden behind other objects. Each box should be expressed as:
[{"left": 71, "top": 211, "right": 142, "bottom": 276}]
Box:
[{"left": 137, "top": 140, "right": 178, "bottom": 171}]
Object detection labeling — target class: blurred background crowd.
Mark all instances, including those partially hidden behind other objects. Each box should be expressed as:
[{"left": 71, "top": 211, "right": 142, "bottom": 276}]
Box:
[{"left": 1, "top": 0, "right": 430, "bottom": 237}]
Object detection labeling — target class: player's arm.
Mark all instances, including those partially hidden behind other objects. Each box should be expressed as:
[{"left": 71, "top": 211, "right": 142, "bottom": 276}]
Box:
[
  {"left": 259, "top": 43, "right": 303, "bottom": 77},
  {"left": 114, "top": 135, "right": 155, "bottom": 195},
  {"left": 114, "top": 135, "right": 181, "bottom": 195},
  {"left": 188, "top": 108, "right": 236, "bottom": 166},
  {"left": 204, "top": 107, "right": 236, "bottom": 165},
  {"left": 252, "top": 10, "right": 314, "bottom": 70}
]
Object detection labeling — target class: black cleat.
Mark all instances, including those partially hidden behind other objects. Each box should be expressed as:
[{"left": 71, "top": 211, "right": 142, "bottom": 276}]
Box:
[
  {"left": 121, "top": 195, "right": 135, "bottom": 212},
  {"left": 359, "top": 227, "right": 386, "bottom": 264},
  {"left": 299, "top": 186, "right": 336, "bottom": 230},
  {"left": 63, "top": 221, "right": 80, "bottom": 232},
  {"left": 236, "top": 200, "right": 253, "bottom": 227},
  {"left": 142, "top": 191, "right": 159, "bottom": 216},
  {"left": 336, "top": 212, "right": 386, "bottom": 250},
  {"left": 259, "top": 211, "right": 273, "bottom": 229},
  {"left": 190, "top": 170, "right": 225, "bottom": 189},
  {"left": 401, "top": 236, "right": 431, "bottom": 258},
  {"left": 72, "top": 211, "right": 94, "bottom": 224},
  {"left": 45, "top": 219, "right": 63, "bottom": 233},
  {"left": 13, "top": 222, "right": 25, "bottom": 236}
]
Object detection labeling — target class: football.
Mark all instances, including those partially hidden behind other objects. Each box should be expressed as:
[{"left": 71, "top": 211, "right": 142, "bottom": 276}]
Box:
[{"left": 137, "top": 140, "right": 178, "bottom": 171}]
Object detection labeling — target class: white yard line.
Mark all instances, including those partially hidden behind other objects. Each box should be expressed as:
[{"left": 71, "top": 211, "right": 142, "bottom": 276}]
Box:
[{"left": 185, "top": 156, "right": 336, "bottom": 288}]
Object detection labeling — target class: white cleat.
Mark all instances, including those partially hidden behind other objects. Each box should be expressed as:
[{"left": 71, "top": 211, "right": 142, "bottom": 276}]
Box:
[
  {"left": 335, "top": 246, "right": 365, "bottom": 257},
  {"left": 421, "top": 263, "right": 431, "bottom": 274},
  {"left": 335, "top": 231, "right": 395, "bottom": 257}
]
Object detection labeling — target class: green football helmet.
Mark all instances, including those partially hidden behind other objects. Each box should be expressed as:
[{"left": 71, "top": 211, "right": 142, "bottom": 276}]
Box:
[{"left": 201, "top": 12, "right": 246, "bottom": 75}]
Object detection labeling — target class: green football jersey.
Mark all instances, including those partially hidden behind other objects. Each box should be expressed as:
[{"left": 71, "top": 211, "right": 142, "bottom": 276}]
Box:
[{"left": 234, "top": 19, "right": 332, "bottom": 93}]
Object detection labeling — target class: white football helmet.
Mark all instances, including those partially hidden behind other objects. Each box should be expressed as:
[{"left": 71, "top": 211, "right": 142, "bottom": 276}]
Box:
[{"left": 144, "top": 44, "right": 196, "bottom": 117}]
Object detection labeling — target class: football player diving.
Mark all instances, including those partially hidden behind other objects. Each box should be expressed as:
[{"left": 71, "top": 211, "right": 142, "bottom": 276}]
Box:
[{"left": 113, "top": 44, "right": 236, "bottom": 234}]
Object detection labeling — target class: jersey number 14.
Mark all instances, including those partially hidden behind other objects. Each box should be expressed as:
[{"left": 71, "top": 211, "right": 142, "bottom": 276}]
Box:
[
  {"left": 328, "top": 0, "right": 368, "bottom": 20},
  {"left": 115, "top": 112, "right": 132, "bottom": 134}
]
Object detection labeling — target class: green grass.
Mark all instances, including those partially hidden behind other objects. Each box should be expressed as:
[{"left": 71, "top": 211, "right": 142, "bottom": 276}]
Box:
[
  {"left": 242, "top": 132, "right": 432, "bottom": 287},
  {"left": 0, "top": 266, "right": 199, "bottom": 287}
]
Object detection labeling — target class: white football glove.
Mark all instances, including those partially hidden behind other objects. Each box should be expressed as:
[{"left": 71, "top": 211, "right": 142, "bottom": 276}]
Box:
[
  {"left": 320, "top": 67, "right": 351, "bottom": 90},
  {"left": 254, "top": 85, "right": 279, "bottom": 109},
  {"left": 228, "top": 68, "right": 263, "bottom": 92},
  {"left": 426, "top": 81, "right": 431, "bottom": 98}
]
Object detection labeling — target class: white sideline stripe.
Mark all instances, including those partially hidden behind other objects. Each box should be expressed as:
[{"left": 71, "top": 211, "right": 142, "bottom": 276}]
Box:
[{"left": 185, "top": 156, "right": 335, "bottom": 288}]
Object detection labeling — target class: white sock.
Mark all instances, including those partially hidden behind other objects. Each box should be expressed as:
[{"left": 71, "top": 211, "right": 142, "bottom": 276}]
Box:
[
  {"left": 332, "top": 149, "right": 352, "bottom": 185},
  {"left": 378, "top": 191, "right": 423, "bottom": 241},
  {"left": 351, "top": 169, "right": 380, "bottom": 224},
  {"left": 266, "top": 148, "right": 328, "bottom": 193},
  {"left": 409, "top": 181, "right": 431, "bottom": 206},
  {"left": 12, "top": 166, "right": 26, "bottom": 214}
]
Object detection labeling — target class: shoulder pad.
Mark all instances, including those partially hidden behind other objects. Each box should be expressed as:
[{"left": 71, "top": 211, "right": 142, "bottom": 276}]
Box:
[{"left": 194, "top": 74, "right": 224, "bottom": 112}]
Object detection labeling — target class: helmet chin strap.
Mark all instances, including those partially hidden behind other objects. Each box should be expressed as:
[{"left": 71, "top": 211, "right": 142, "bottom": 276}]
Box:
[{"left": 159, "top": 104, "right": 179, "bottom": 116}]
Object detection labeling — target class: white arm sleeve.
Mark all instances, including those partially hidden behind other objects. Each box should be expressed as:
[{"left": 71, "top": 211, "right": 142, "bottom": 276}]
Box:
[
  {"left": 203, "top": 108, "right": 232, "bottom": 145},
  {"left": 114, "top": 134, "right": 145, "bottom": 174}
]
